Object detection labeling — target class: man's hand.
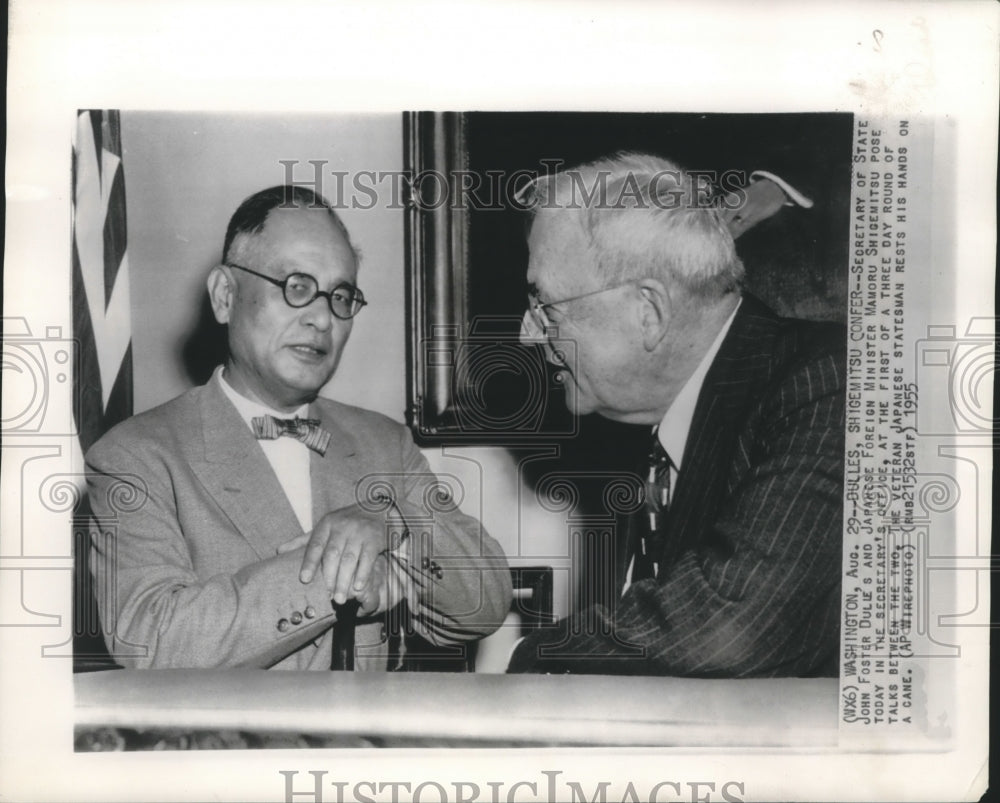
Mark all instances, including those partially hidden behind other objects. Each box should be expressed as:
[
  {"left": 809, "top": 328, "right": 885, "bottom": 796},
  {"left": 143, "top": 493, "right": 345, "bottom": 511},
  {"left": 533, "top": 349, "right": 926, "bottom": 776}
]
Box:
[
  {"left": 352, "top": 556, "right": 388, "bottom": 616},
  {"left": 277, "top": 504, "right": 392, "bottom": 612}
]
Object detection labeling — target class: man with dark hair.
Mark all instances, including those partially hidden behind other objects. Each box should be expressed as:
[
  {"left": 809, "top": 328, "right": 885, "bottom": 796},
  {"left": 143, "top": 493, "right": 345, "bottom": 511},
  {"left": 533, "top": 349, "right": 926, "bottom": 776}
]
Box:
[
  {"left": 87, "top": 185, "right": 512, "bottom": 669},
  {"left": 508, "top": 153, "right": 845, "bottom": 677},
  {"left": 222, "top": 185, "right": 355, "bottom": 259}
]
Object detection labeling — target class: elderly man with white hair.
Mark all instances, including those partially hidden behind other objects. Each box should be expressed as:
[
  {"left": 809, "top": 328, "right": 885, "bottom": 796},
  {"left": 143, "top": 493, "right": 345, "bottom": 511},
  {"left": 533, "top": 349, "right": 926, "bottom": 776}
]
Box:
[{"left": 509, "top": 153, "right": 845, "bottom": 677}]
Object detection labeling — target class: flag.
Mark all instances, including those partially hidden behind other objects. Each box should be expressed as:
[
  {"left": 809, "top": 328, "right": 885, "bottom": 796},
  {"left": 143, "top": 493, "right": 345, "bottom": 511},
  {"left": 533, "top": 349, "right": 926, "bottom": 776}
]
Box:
[
  {"left": 72, "top": 109, "right": 133, "bottom": 455},
  {"left": 71, "top": 110, "right": 133, "bottom": 669}
]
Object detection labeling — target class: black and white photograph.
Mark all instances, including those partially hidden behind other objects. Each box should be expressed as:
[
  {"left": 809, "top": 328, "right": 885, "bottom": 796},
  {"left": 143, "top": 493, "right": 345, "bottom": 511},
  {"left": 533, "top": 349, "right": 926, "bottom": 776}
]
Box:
[
  {"left": 69, "top": 108, "right": 851, "bottom": 742},
  {"left": 1, "top": 2, "right": 995, "bottom": 801}
]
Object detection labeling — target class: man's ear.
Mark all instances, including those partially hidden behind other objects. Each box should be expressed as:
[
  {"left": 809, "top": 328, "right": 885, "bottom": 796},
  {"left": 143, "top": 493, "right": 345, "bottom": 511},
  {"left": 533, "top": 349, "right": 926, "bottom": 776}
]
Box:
[
  {"left": 637, "top": 278, "right": 670, "bottom": 351},
  {"left": 207, "top": 266, "right": 234, "bottom": 324}
]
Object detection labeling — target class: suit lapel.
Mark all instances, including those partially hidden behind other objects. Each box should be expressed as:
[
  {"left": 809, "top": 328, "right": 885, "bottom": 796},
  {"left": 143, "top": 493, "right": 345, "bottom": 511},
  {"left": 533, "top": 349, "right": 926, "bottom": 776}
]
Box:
[
  {"left": 659, "top": 296, "right": 779, "bottom": 568},
  {"left": 307, "top": 400, "right": 361, "bottom": 521},
  {"left": 189, "top": 379, "right": 304, "bottom": 559}
]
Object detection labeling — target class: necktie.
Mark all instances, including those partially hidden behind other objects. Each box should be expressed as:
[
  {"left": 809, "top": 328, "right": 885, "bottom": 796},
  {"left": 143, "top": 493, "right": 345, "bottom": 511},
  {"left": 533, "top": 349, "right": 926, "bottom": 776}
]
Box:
[
  {"left": 631, "top": 436, "right": 671, "bottom": 582},
  {"left": 251, "top": 415, "right": 332, "bottom": 456}
]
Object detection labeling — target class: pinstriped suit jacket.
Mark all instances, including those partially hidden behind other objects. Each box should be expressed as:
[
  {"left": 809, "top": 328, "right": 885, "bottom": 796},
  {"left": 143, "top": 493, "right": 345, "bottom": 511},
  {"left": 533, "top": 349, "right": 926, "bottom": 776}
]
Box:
[{"left": 509, "top": 295, "right": 846, "bottom": 677}]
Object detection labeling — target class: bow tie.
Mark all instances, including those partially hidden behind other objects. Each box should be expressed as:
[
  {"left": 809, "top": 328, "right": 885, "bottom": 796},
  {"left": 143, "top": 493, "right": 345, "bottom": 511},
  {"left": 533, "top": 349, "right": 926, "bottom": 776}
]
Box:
[{"left": 251, "top": 415, "right": 331, "bottom": 456}]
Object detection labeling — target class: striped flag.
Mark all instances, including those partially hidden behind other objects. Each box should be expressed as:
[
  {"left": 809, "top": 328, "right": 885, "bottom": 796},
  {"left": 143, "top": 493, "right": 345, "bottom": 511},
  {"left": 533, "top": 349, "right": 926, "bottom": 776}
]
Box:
[
  {"left": 72, "top": 110, "right": 133, "bottom": 669},
  {"left": 72, "top": 110, "right": 133, "bottom": 454}
]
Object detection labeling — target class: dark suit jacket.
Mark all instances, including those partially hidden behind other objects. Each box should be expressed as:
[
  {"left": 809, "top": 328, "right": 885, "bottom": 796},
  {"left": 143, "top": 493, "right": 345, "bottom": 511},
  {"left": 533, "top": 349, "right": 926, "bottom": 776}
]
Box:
[
  {"left": 510, "top": 295, "right": 845, "bottom": 677},
  {"left": 86, "top": 376, "right": 512, "bottom": 670}
]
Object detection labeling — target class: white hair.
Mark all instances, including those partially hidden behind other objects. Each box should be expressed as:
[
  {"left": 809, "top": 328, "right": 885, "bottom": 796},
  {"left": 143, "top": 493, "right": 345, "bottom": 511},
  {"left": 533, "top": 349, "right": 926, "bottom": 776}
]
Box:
[{"left": 523, "top": 152, "right": 744, "bottom": 299}]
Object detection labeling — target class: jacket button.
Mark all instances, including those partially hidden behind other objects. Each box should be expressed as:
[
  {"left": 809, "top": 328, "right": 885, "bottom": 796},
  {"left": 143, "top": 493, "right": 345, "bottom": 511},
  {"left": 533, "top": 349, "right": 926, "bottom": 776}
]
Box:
[
  {"left": 304, "top": 606, "right": 316, "bottom": 619},
  {"left": 277, "top": 618, "right": 290, "bottom": 632},
  {"left": 434, "top": 568, "right": 444, "bottom": 579},
  {"left": 421, "top": 557, "right": 431, "bottom": 569},
  {"left": 290, "top": 611, "right": 303, "bottom": 625}
]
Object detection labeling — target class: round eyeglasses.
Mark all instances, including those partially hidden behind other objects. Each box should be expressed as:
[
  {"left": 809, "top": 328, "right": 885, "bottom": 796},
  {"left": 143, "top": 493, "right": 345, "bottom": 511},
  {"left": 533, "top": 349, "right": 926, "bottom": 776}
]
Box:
[{"left": 227, "top": 263, "right": 367, "bottom": 320}]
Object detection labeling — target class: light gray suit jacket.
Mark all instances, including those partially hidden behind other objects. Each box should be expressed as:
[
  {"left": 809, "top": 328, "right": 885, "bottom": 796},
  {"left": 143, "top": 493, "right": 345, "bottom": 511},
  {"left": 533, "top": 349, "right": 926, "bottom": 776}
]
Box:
[{"left": 86, "top": 376, "right": 512, "bottom": 670}]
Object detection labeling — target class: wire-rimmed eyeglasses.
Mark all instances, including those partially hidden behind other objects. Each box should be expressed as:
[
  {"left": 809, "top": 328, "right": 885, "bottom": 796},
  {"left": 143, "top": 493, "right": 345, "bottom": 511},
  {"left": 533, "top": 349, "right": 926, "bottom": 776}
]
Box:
[
  {"left": 527, "top": 282, "right": 632, "bottom": 336},
  {"left": 227, "top": 263, "right": 367, "bottom": 320}
]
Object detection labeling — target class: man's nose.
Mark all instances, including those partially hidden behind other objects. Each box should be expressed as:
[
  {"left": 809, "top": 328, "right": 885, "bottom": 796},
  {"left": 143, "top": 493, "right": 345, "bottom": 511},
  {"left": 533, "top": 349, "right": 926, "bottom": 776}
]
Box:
[
  {"left": 300, "top": 298, "right": 335, "bottom": 330},
  {"left": 519, "top": 309, "right": 546, "bottom": 346},
  {"left": 520, "top": 310, "right": 566, "bottom": 366}
]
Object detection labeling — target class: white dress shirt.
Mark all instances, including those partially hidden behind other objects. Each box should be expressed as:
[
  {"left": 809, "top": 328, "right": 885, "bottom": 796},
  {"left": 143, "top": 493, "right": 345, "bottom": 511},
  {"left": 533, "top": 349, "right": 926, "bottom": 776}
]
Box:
[{"left": 216, "top": 366, "right": 314, "bottom": 533}]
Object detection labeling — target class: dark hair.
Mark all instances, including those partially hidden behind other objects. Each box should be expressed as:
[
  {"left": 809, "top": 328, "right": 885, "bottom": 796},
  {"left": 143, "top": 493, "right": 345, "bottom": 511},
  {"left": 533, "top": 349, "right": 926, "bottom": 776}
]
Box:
[{"left": 222, "top": 185, "right": 354, "bottom": 262}]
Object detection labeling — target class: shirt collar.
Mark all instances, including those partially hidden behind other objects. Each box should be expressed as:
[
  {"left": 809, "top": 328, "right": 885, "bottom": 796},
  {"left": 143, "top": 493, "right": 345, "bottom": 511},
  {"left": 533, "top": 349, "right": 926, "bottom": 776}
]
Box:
[
  {"left": 656, "top": 298, "right": 741, "bottom": 468},
  {"left": 214, "top": 365, "right": 310, "bottom": 429}
]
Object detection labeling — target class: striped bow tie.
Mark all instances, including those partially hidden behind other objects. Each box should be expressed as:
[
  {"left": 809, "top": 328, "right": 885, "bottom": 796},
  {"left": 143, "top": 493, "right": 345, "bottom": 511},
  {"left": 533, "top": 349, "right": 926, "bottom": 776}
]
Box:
[{"left": 251, "top": 415, "right": 331, "bottom": 456}]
